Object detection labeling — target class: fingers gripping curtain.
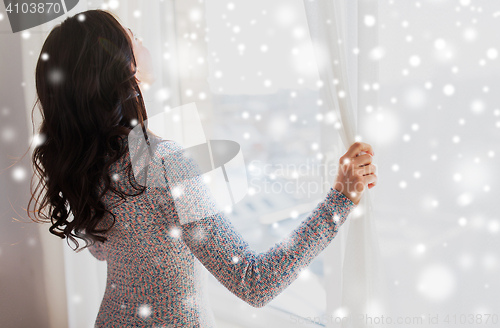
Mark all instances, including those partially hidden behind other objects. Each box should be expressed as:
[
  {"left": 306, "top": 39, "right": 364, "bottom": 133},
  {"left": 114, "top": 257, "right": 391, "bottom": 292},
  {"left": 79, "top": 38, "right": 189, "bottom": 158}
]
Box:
[{"left": 303, "top": 1, "right": 386, "bottom": 326}]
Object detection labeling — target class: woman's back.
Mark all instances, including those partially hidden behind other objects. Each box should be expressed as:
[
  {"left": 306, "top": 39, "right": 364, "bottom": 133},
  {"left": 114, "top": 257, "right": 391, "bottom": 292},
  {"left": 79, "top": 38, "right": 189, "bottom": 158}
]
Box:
[
  {"left": 90, "top": 137, "right": 218, "bottom": 327},
  {"left": 89, "top": 136, "right": 356, "bottom": 327}
]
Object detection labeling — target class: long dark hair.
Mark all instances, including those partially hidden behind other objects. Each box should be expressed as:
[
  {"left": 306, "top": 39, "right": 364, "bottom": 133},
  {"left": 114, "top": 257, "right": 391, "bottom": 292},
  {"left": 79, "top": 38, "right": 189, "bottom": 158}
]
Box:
[{"left": 26, "top": 9, "right": 151, "bottom": 252}]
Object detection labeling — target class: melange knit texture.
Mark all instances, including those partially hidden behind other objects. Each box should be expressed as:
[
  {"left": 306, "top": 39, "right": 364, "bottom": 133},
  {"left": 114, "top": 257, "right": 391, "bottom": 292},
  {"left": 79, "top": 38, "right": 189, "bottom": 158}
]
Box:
[{"left": 88, "top": 136, "right": 357, "bottom": 328}]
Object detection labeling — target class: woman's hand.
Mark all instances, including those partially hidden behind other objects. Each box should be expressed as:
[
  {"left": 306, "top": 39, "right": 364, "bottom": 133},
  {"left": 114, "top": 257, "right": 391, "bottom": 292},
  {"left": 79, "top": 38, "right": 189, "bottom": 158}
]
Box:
[{"left": 333, "top": 142, "right": 377, "bottom": 205}]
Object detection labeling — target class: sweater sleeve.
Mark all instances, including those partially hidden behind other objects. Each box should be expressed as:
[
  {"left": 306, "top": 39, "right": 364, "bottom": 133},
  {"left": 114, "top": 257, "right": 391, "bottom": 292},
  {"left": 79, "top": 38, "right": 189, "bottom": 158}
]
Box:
[{"left": 150, "top": 140, "right": 356, "bottom": 308}]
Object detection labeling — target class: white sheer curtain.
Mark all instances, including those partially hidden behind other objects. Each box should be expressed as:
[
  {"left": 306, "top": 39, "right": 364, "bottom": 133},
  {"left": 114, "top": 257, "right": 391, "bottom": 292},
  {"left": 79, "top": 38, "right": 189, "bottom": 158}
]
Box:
[
  {"left": 21, "top": 1, "right": 181, "bottom": 327},
  {"left": 303, "top": 1, "right": 387, "bottom": 327}
]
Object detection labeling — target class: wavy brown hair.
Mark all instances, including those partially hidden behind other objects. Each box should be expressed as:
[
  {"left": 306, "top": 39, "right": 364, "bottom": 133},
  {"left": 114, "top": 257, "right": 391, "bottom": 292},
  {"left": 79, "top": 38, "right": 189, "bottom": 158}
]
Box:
[{"left": 27, "top": 9, "right": 152, "bottom": 252}]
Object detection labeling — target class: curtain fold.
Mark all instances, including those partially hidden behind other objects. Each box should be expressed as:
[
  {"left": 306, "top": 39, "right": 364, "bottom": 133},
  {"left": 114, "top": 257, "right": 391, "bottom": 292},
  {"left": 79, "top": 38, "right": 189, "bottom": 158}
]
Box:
[{"left": 303, "top": 1, "right": 386, "bottom": 326}]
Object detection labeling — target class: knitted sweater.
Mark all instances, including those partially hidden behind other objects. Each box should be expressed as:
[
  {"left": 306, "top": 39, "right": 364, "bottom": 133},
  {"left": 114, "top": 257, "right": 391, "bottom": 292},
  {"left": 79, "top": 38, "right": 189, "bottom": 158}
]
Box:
[{"left": 88, "top": 136, "right": 356, "bottom": 327}]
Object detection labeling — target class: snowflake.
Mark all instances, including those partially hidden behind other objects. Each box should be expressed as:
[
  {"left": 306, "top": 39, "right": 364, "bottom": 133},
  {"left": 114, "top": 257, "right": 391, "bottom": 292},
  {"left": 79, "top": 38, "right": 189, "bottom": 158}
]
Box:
[
  {"left": 487, "top": 48, "right": 498, "bottom": 59},
  {"left": 48, "top": 67, "right": 64, "bottom": 85},
  {"left": 12, "top": 167, "right": 27, "bottom": 182},
  {"left": 137, "top": 304, "right": 152, "bottom": 319},
  {"left": 443, "top": 84, "right": 455, "bottom": 96},
  {"left": 364, "top": 15, "right": 376, "bottom": 27},
  {"left": 172, "top": 186, "right": 183, "bottom": 199},
  {"left": 409, "top": 55, "right": 421, "bottom": 67},
  {"left": 170, "top": 227, "right": 181, "bottom": 238}
]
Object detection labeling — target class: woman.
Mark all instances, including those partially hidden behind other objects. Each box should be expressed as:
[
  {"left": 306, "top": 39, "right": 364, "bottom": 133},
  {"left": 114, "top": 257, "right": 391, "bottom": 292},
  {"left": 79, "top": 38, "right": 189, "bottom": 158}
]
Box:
[{"left": 27, "top": 9, "right": 377, "bottom": 328}]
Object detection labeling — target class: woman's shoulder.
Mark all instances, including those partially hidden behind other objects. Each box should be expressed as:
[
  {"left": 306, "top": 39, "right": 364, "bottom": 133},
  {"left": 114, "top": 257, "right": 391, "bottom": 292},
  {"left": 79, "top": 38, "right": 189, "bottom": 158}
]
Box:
[
  {"left": 127, "top": 129, "right": 182, "bottom": 157},
  {"left": 149, "top": 139, "right": 185, "bottom": 170},
  {"left": 154, "top": 138, "right": 183, "bottom": 154}
]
